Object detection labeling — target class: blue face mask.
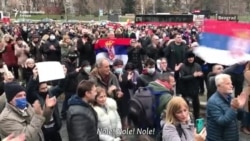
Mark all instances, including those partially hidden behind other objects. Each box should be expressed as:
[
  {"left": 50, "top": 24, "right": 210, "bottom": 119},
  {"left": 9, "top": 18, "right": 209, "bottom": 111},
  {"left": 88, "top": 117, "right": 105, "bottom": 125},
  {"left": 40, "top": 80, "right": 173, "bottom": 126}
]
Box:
[{"left": 15, "top": 98, "right": 27, "bottom": 110}]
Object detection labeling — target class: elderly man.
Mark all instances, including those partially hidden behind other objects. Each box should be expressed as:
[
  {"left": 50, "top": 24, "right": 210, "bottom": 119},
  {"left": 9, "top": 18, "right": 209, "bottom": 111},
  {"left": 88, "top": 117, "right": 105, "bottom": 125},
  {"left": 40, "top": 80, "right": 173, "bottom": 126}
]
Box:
[
  {"left": 206, "top": 74, "right": 247, "bottom": 141},
  {"left": 90, "top": 57, "right": 123, "bottom": 99},
  {"left": 0, "top": 81, "right": 56, "bottom": 141}
]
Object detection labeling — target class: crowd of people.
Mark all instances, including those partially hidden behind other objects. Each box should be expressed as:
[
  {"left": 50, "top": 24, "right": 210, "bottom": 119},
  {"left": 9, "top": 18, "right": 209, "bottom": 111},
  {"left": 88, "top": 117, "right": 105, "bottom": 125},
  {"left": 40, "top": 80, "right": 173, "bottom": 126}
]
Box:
[{"left": 0, "top": 21, "right": 248, "bottom": 141}]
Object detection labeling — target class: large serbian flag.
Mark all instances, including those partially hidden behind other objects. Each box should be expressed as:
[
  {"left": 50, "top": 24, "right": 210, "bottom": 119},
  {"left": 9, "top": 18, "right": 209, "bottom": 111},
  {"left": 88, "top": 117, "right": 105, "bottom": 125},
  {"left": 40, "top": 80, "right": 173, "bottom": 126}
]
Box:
[
  {"left": 194, "top": 20, "right": 250, "bottom": 66},
  {"left": 95, "top": 38, "right": 131, "bottom": 65}
]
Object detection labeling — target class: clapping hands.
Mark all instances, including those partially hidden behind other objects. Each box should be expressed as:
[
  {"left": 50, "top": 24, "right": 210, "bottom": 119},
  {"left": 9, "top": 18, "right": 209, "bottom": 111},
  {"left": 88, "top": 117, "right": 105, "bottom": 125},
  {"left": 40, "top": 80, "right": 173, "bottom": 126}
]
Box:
[{"left": 231, "top": 92, "right": 248, "bottom": 110}]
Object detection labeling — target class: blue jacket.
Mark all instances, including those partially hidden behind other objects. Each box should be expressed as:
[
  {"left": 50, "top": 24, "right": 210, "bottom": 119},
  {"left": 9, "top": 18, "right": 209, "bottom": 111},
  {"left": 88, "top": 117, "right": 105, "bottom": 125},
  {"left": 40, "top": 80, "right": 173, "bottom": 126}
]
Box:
[{"left": 206, "top": 92, "right": 239, "bottom": 141}]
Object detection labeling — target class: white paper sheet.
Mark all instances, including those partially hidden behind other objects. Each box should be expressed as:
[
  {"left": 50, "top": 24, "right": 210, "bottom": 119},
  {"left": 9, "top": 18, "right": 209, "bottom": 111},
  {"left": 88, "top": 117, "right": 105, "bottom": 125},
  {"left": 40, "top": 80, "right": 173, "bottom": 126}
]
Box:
[{"left": 36, "top": 61, "right": 65, "bottom": 82}]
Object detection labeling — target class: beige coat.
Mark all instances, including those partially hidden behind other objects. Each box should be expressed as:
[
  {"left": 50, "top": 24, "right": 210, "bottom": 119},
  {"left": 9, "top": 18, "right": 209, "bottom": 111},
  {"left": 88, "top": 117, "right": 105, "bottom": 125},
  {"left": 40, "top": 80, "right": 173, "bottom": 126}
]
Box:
[
  {"left": 14, "top": 41, "right": 30, "bottom": 67},
  {"left": 243, "top": 70, "right": 250, "bottom": 112},
  {"left": 0, "top": 93, "right": 6, "bottom": 114},
  {"left": 0, "top": 103, "right": 52, "bottom": 141}
]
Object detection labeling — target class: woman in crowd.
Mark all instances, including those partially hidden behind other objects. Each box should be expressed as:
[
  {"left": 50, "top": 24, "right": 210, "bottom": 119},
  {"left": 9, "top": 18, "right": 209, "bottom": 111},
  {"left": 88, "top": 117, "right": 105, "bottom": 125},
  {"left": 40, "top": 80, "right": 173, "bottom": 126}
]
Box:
[
  {"left": 59, "top": 35, "right": 75, "bottom": 61},
  {"left": 22, "top": 58, "right": 35, "bottom": 85},
  {"left": 162, "top": 96, "right": 206, "bottom": 141},
  {"left": 93, "top": 87, "right": 122, "bottom": 141}
]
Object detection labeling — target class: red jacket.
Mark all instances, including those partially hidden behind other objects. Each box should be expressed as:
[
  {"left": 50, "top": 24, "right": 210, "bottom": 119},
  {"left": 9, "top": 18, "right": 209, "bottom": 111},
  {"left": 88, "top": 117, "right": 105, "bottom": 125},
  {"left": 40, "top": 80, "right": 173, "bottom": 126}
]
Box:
[{"left": 2, "top": 43, "right": 17, "bottom": 66}]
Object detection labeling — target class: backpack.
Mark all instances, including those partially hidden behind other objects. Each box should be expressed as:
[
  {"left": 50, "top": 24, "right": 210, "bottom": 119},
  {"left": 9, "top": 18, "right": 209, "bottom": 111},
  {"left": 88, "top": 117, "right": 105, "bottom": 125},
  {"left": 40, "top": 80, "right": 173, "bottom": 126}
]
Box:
[
  {"left": 128, "top": 87, "right": 168, "bottom": 130},
  {"left": 128, "top": 87, "right": 154, "bottom": 129}
]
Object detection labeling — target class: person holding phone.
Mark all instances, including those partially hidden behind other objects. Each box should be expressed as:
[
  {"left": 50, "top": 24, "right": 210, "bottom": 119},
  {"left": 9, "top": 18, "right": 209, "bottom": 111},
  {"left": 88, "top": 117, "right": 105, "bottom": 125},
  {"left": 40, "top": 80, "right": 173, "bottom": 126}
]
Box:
[{"left": 162, "top": 96, "right": 206, "bottom": 141}]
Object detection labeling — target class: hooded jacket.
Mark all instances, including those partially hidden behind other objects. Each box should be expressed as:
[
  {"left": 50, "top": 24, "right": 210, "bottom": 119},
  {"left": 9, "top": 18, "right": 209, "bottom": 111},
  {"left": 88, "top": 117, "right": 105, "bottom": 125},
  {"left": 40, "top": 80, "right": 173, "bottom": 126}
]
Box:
[
  {"left": 147, "top": 80, "right": 173, "bottom": 131},
  {"left": 67, "top": 95, "right": 99, "bottom": 141},
  {"left": 179, "top": 54, "right": 202, "bottom": 96},
  {"left": 147, "top": 80, "right": 173, "bottom": 115}
]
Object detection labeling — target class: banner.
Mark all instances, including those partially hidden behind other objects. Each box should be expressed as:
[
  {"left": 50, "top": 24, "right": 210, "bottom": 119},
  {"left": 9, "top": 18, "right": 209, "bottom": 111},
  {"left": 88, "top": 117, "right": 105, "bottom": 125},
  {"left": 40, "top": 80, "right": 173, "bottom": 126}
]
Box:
[
  {"left": 95, "top": 38, "right": 131, "bottom": 65},
  {"left": 194, "top": 20, "right": 250, "bottom": 66}
]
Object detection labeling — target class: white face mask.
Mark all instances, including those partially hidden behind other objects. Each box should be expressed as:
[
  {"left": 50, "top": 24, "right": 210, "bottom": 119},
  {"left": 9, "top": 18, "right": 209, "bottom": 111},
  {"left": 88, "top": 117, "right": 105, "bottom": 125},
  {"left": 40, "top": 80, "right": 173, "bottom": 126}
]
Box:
[
  {"left": 50, "top": 35, "right": 56, "bottom": 40},
  {"left": 115, "top": 68, "right": 123, "bottom": 74},
  {"left": 23, "top": 26, "right": 27, "bottom": 32},
  {"left": 83, "top": 66, "right": 91, "bottom": 73},
  {"left": 147, "top": 68, "right": 155, "bottom": 74}
]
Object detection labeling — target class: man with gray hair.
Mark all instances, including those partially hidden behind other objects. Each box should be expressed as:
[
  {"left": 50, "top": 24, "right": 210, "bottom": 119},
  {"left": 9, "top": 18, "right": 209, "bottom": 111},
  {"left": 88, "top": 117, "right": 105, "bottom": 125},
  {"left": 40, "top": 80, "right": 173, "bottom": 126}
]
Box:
[
  {"left": 90, "top": 57, "right": 123, "bottom": 99},
  {"left": 206, "top": 73, "right": 247, "bottom": 141}
]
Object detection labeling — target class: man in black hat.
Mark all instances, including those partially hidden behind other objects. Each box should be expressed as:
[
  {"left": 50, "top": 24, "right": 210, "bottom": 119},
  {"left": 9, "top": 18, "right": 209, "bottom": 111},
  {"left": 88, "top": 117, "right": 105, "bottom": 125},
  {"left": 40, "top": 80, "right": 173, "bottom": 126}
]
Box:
[
  {"left": 179, "top": 51, "right": 203, "bottom": 120},
  {"left": 0, "top": 81, "right": 57, "bottom": 141}
]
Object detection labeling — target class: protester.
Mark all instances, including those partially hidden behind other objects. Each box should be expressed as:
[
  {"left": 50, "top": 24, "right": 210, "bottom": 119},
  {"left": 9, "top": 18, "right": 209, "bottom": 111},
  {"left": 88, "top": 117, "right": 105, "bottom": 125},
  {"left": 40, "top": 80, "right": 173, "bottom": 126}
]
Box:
[
  {"left": 67, "top": 80, "right": 99, "bottom": 141},
  {"left": 90, "top": 58, "right": 123, "bottom": 99},
  {"left": 0, "top": 20, "right": 248, "bottom": 141},
  {"left": 93, "top": 87, "right": 122, "bottom": 141},
  {"left": 207, "top": 64, "right": 224, "bottom": 100},
  {"left": 206, "top": 74, "right": 247, "bottom": 141},
  {"left": 0, "top": 81, "right": 57, "bottom": 141},
  {"left": 179, "top": 51, "right": 202, "bottom": 120},
  {"left": 162, "top": 96, "right": 206, "bottom": 141}
]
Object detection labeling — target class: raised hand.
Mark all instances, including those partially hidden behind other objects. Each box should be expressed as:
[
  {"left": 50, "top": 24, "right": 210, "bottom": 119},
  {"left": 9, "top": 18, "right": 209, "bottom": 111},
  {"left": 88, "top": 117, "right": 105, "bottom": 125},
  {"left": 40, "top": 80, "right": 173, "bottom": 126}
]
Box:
[
  {"left": 33, "top": 100, "right": 43, "bottom": 115},
  {"left": 45, "top": 95, "right": 57, "bottom": 108},
  {"left": 127, "top": 72, "right": 134, "bottom": 80},
  {"left": 108, "top": 85, "right": 117, "bottom": 95},
  {"left": 4, "top": 71, "right": 14, "bottom": 83},
  {"left": 2, "top": 133, "right": 25, "bottom": 141},
  {"left": 237, "top": 92, "right": 248, "bottom": 108}
]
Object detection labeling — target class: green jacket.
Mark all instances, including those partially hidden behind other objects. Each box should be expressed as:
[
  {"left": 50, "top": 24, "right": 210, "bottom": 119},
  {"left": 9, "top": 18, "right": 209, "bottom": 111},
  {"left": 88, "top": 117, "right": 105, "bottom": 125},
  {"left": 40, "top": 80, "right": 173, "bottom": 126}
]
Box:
[{"left": 147, "top": 81, "right": 172, "bottom": 115}]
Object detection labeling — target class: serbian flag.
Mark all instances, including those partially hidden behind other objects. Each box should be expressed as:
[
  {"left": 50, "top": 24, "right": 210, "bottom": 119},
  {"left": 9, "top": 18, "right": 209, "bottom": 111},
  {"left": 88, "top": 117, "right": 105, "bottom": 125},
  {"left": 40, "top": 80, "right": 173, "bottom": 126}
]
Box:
[
  {"left": 95, "top": 38, "right": 131, "bottom": 65},
  {"left": 194, "top": 20, "right": 250, "bottom": 66}
]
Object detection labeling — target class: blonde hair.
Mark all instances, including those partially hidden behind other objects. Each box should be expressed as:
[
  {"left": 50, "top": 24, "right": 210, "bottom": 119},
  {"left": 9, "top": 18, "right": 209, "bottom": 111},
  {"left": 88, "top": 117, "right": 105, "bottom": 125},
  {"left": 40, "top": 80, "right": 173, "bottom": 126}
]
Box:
[
  {"left": 63, "top": 35, "right": 70, "bottom": 42},
  {"left": 94, "top": 87, "right": 107, "bottom": 106},
  {"left": 25, "top": 58, "right": 35, "bottom": 64},
  {"left": 165, "top": 96, "right": 189, "bottom": 125},
  {"left": 96, "top": 87, "right": 106, "bottom": 96}
]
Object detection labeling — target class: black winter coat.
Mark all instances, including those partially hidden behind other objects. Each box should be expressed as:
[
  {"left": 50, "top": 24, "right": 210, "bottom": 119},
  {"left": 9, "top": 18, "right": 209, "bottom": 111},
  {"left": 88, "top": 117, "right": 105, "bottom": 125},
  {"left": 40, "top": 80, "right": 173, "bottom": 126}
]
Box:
[
  {"left": 179, "top": 61, "right": 202, "bottom": 97},
  {"left": 67, "top": 95, "right": 99, "bottom": 141}
]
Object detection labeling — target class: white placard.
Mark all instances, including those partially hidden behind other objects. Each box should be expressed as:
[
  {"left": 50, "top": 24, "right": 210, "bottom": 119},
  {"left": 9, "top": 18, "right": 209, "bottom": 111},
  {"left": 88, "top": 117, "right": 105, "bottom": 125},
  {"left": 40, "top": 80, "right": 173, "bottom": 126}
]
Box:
[{"left": 36, "top": 61, "right": 65, "bottom": 82}]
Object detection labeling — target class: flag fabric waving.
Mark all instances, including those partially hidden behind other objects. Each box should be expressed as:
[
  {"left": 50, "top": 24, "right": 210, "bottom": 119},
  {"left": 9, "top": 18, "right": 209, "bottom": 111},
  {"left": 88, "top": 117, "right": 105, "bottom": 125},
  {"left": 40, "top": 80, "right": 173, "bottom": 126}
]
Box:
[
  {"left": 95, "top": 38, "right": 131, "bottom": 65},
  {"left": 194, "top": 20, "right": 250, "bottom": 66}
]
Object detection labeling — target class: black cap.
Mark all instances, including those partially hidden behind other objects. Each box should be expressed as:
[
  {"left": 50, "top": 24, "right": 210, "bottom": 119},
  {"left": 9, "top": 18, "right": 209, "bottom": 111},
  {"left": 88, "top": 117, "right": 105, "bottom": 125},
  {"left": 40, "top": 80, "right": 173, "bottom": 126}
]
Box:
[{"left": 4, "top": 82, "right": 26, "bottom": 102}]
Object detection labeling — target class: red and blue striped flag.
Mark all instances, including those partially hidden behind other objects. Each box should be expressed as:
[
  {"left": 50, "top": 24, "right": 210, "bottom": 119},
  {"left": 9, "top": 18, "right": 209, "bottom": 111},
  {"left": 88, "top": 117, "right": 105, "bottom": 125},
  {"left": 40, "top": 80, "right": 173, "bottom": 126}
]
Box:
[
  {"left": 95, "top": 38, "right": 131, "bottom": 65},
  {"left": 194, "top": 20, "right": 250, "bottom": 65}
]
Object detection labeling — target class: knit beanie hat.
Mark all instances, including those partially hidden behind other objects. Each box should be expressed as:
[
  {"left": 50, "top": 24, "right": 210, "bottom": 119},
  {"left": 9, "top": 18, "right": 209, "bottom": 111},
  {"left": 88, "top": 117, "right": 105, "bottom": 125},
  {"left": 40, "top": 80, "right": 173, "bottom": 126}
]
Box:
[{"left": 4, "top": 82, "right": 26, "bottom": 102}]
